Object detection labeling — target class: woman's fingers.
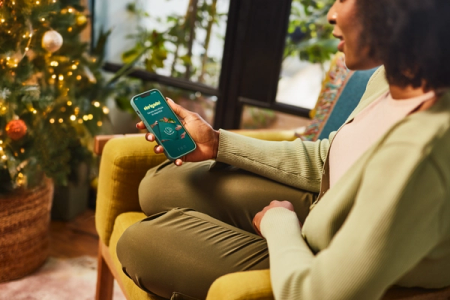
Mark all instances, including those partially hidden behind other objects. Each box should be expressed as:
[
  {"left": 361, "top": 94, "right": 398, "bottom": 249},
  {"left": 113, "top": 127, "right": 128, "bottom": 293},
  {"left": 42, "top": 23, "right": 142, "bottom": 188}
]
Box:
[
  {"left": 136, "top": 121, "right": 146, "bottom": 130},
  {"left": 145, "top": 133, "right": 155, "bottom": 142},
  {"left": 153, "top": 144, "right": 164, "bottom": 154}
]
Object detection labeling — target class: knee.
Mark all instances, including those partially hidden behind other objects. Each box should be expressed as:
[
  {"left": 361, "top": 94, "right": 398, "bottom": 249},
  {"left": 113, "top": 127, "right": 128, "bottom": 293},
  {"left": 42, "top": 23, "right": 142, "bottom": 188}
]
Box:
[
  {"left": 116, "top": 222, "right": 140, "bottom": 280},
  {"left": 138, "top": 160, "right": 214, "bottom": 216},
  {"left": 116, "top": 217, "right": 165, "bottom": 296}
]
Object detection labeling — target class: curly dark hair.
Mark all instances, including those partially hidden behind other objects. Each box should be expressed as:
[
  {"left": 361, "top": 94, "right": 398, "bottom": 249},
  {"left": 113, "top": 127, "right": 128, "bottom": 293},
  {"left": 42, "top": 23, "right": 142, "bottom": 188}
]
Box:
[{"left": 356, "top": 0, "right": 450, "bottom": 91}]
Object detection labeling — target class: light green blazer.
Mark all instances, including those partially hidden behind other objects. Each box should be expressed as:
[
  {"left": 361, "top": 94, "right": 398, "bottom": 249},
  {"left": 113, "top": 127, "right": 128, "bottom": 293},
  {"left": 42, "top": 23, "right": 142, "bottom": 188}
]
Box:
[{"left": 216, "top": 67, "right": 450, "bottom": 299}]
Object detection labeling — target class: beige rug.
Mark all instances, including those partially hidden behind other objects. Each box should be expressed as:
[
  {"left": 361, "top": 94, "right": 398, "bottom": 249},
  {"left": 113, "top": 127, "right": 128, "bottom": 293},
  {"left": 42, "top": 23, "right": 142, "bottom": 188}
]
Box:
[{"left": 0, "top": 256, "right": 126, "bottom": 300}]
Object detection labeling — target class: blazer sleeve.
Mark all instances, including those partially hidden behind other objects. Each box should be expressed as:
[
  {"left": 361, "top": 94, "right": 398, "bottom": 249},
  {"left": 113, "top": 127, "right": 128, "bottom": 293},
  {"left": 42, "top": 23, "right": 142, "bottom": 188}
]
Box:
[
  {"left": 260, "top": 142, "right": 447, "bottom": 300},
  {"left": 216, "top": 129, "right": 333, "bottom": 192}
]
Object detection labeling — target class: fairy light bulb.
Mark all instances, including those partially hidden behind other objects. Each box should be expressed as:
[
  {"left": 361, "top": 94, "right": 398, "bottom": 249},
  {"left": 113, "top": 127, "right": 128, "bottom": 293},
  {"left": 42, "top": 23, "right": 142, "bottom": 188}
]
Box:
[
  {"left": 49, "top": 118, "right": 55, "bottom": 124},
  {"left": 70, "top": 115, "right": 76, "bottom": 121},
  {"left": 102, "top": 107, "right": 109, "bottom": 114},
  {"left": 93, "top": 101, "right": 100, "bottom": 107}
]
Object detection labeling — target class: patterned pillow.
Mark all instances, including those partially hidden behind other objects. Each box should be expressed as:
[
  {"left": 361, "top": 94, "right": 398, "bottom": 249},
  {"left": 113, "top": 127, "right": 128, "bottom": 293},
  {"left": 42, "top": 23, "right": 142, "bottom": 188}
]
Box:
[{"left": 299, "top": 52, "right": 352, "bottom": 141}]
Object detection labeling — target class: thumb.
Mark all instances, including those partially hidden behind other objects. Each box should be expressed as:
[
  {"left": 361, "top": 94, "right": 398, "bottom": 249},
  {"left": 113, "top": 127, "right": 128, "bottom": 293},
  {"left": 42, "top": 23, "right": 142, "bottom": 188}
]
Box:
[{"left": 167, "top": 98, "right": 189, "bottom": 119}]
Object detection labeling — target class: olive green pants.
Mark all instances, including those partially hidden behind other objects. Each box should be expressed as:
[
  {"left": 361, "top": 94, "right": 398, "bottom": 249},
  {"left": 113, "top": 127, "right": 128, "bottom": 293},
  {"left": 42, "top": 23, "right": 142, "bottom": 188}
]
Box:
[{"left": 117, "top": 160, "right": 316, "bottom": 300}]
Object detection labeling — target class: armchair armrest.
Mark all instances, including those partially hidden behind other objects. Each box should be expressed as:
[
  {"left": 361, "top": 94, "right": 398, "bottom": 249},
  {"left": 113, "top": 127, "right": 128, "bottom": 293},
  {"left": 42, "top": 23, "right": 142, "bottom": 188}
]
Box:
[
  {"left": 207, "top": 270, "right": 274, "bottom": 300},
  {"left": 95, "top": 135, "right": 167, "bottom": 246}
]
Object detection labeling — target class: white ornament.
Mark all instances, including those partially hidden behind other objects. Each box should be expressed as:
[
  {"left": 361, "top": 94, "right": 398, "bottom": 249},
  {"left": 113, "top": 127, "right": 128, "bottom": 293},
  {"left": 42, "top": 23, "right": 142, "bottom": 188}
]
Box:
[{"left": 42, "top": 30, "right": 63, "bottom": 53}]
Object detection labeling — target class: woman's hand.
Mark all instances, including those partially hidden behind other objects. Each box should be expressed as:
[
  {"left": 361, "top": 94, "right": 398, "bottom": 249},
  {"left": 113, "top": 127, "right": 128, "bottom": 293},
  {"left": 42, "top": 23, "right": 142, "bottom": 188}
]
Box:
[
  {"left": 137, "top": 97, "right": 220, "bottom": 166},
  {"left": 253, "top": 200, "right": 297, "bottom": 237}
]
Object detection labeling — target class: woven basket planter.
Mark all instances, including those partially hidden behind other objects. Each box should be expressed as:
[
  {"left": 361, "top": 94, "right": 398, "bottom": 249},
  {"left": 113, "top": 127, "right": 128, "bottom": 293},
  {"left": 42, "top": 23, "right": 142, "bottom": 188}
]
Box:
[{"left": 0, "top": 178, "right": 54, "bottom": 283}]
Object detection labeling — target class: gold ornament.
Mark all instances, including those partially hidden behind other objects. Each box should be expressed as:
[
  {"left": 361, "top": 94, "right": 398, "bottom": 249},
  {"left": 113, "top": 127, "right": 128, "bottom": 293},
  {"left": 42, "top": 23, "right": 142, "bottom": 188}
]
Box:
[
  {"left": 42, "top": 30, "right": 63, "bottom": 53},
  {"left": 5, "top": 119, "right": 27, "bottom": 141},
  {"left": 76, "top": 15, "right": 88, "bottom": 26}
]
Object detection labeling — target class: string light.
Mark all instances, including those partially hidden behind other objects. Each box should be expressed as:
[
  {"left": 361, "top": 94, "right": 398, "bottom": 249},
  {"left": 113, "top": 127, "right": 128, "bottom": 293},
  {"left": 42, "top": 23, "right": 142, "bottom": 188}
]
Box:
[
  {"left": 68, "top": 71, "right": 73, "bottom": 76},
  {"left": 20, "top": 148, "right": 25, "bottom": 154},
  {"left": 76, "top": 75, "right": 82, "bottom": 80},
  {"left": 50, "top": 61, "right": 59, "bottom": 66},
  {"left": 49, "top": 118, "right": 55, "bottom": 124},
  {"left": 97, "top": 121, "right": 102, "bottom": 127},
  {"left": 33, "top": 110, "right": 37, "bottom": 114},
  {"left": 36, "top": 1, "right": 40, "bottom": 4},
  {"left": 88, "top": 114, "right": 93, "bottom": 120},
  {"left": 68, "top": 8, "right": 73, "bottom": 13},
  {"left": 2, "top": 155, "right": 6, "bottom": 160},
  {"left": 52, "top": 74, "right": 56, "bottom": 79},
  {"left": 78, "top": 119, "right": 83, "bottom": 124},
  {"left": 93, "top": 101, "right": 100, "bottom": 107},
  {"left": 82, "top": 115, "right": 88, "bottom": 121},
  {"left": 102, "top": 107, "right": 109, "bottom": 114},
  {"left": 67, "top": 101, "right": 72, "bottom": 106},
  {"left": 70, "top": 115, "right": 76, "bottom": 121},
  {"left": 58, "top": 75, "right": 64, "bottom": 81},
  {"left": 71, "top": 64, "right": 77, "bottom": 70},
  {"left": 58, "top": 118, "right": 63, "bottom": 123}
]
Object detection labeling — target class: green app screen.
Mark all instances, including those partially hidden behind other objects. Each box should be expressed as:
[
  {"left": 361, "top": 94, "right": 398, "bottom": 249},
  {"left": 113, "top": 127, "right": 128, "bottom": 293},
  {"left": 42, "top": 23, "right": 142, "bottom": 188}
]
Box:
[{"left": 133, "top": 91, "right": 196, "bottom": 159}]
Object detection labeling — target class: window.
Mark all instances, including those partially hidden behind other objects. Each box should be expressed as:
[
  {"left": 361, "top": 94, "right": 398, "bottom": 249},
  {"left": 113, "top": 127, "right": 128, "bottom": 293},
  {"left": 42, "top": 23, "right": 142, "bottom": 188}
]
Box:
[{"left": 93, "top": 0, "right": 337, "bottom": 130}]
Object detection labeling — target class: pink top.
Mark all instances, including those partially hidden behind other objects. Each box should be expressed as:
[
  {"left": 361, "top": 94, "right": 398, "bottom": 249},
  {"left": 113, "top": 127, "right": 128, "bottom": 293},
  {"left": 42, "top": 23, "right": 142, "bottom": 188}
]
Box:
[{"left": 329, "top": 91, "right": 435, "bottom": 188}]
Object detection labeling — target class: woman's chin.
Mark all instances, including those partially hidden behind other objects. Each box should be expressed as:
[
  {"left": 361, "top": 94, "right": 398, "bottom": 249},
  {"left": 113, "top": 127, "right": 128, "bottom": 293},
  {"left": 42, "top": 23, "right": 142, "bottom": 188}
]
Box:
[{"left": 344, "top": 57, "right": 379, "bottom": 71}]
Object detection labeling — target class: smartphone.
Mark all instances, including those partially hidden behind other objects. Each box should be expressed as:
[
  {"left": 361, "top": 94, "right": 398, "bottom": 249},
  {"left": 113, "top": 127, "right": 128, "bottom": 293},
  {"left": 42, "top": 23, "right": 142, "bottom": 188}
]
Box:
[{"left": 130, "top": 89, "right": 197, "bottom": 160}]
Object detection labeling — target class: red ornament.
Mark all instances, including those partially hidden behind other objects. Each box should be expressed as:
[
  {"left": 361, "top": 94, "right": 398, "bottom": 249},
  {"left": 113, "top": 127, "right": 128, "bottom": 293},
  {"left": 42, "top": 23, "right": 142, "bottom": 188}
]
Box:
[{"left": 5, "top": 120, "right": 27, "bottom": 141}]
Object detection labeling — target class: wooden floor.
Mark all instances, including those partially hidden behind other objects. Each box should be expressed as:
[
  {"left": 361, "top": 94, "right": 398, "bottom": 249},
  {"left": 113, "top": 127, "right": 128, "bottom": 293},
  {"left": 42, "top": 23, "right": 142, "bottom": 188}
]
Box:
[{"left": 49, "top": 208, "right": 98, "bottom": 258}]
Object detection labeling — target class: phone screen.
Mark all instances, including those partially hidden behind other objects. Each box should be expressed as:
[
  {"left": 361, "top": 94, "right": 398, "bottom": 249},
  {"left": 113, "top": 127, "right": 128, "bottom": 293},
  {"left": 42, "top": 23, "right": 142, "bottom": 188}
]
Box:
[{"left": 131, "top": 89, "right": 196, "bottom": 160}]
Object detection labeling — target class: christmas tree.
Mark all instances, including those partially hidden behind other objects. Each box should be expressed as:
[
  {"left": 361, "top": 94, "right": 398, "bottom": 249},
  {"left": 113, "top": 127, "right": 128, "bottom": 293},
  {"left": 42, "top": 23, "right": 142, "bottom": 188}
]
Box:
[{"left": 0, "top": 0, "right": 117, "bottom": 193}]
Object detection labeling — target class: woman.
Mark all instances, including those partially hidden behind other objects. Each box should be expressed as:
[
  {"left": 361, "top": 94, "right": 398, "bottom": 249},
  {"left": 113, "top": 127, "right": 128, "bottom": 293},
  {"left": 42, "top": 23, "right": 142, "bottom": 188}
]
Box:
[{"left": 117, "top": 0, "right": 450, "bottom": 299}]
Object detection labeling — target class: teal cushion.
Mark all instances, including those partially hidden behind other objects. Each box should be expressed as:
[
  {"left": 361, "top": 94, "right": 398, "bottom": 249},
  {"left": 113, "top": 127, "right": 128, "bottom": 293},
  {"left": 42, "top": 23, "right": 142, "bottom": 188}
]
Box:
[{"left": 318, "top": 68, "right": 378, "bottom": 140}]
